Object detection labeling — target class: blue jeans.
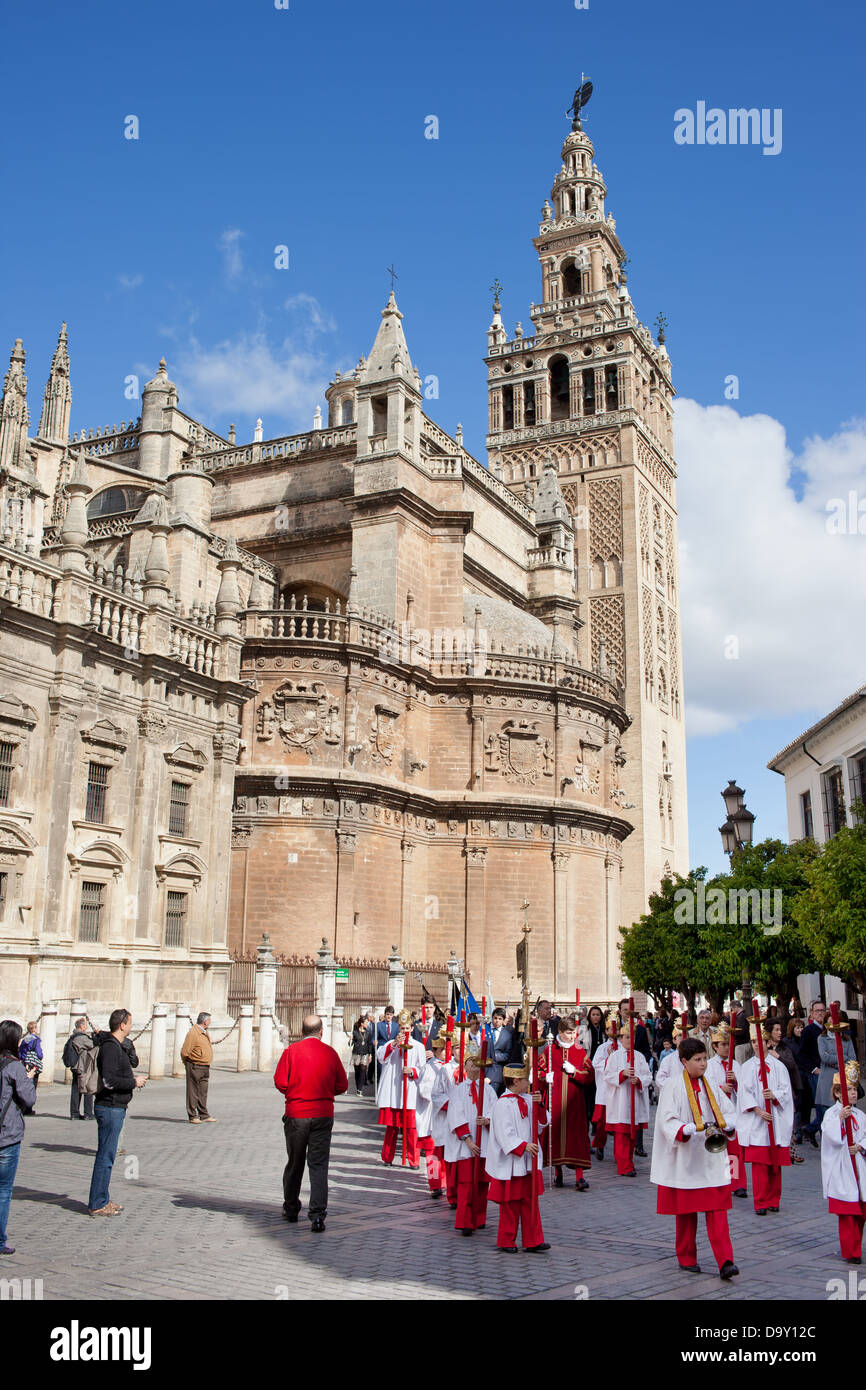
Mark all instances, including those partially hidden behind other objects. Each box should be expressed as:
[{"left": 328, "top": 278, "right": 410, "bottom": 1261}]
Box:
[
  {"left": 0, "top": 1142, "right": 21, "bottom": 1248},
  {"left": 88, "top": 1106, "right": 126, "bottom": 1211}
]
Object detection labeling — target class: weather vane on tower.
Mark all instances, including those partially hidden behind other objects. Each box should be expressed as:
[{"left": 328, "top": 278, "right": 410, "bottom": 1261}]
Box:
[{"left": 566, "top": 74, "right": 594, "bottom": 131}]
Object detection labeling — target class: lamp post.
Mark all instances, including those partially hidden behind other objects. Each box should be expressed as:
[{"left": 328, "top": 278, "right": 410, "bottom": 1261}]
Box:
[{"left": 719, "top": 779, "right": 756, "bottom": 1016}]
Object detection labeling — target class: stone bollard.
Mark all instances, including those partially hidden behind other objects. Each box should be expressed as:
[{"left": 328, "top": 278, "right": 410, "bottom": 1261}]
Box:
[
  {"left": 258, "top": 1012, "right": 275, "bottom": 1072},
  {"left": 316, "top": 938, "right": 337, "bottom": 1047},
  {"left": 237, "top": 1004, "right": 254, "bottom": 1071},
  {"left": 149, "top": 1003, "right": 168, "bottom": 1079},
  {"left": 173, "top": 1004, "right": 191, "bottom": 1077},
  {"left": 40, "top": 1003, "right": 58, "bottom": 1084}
]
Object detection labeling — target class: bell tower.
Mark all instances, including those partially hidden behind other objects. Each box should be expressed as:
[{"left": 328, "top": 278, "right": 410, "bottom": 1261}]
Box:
[{"left": 485, "top": 87, "right": 689, "bottom": 932}]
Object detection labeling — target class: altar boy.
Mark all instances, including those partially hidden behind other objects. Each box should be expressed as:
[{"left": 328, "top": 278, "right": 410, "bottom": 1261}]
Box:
[{"left": 485, "top": 1062, "right": 550, "bottom": 1253}]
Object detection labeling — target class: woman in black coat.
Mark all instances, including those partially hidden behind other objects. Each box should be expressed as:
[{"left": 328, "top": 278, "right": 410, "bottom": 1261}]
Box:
[
  {"left": 768, "top": 1020, "right": 804, "bottom": 1161},
  {"left": 785, "top": 1017, "right": 813, "bottom": 1143}
]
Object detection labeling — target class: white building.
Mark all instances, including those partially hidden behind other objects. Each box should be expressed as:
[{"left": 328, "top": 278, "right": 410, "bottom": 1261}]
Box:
[{"left": 768, "top": 685, "right": 866, "bottom": 1021}]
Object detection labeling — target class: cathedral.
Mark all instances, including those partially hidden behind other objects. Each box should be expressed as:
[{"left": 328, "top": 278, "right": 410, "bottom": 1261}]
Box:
[{"left": 0, "top": 105, "right": 687, "bottom": 1024}]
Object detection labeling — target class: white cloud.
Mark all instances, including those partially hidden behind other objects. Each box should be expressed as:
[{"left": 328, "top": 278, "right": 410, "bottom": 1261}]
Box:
[
  {"left": 675, "top": 400, "right": 866, "bottom": 737},
  {"left": 117, "top": 273, "right": 143, "bottom": 290},
  {"left": 172, "top": 331, "right": 329, "bottom": 429},
  {"left": 283, "top": 293, "right": 336, "bottom": 339},
  {"left": 219, "top": 228, "right": 244, "bottom": 281}
]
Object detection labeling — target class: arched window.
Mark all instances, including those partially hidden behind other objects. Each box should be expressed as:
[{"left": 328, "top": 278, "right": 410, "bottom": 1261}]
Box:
[
  {"left": 658, "top": 668, "right": 668, "bottom": 706},
  {"left": 87, "top": 486, "right": 152, "bottom": 520},
  {"left": 502, "top": 385, "right": 514, "bottom": 430},
  {"left": 281, "top": 582, "right": 346, "bottom": 614},
  {"left": 548, "top": 355, "right": 570, "bottom": 421},
  {"left": 590, "top": 558, "right": 605, "bottom": 589},
  {"left": 340, "top": 399, "right": 354, "bottom": 425},
  {"left": 562, "top": 259, "right": 583, "bottom": 297}
]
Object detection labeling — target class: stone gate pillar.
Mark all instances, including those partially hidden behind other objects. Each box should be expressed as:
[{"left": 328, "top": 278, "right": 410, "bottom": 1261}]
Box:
[
  {"left": 256, "top": 932, "right": 278, "bottom": 1071},
  {"left": 388, "top": 945, "right": 405, "bottom": 1012},
  {"left": 40, "top": 1003, "right": 58, "bottom": 1084},
  {"left": 316, "top": 938, "right": 337, "bottom": 1045},
  {"left": 237, "top": 1004, "right": 254, "bottom": 1071}
]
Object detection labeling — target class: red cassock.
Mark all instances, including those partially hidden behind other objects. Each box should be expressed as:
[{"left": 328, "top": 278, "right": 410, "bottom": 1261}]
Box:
[{"left": 539, "top": 1043, "right": 592, "bottom": 1170}]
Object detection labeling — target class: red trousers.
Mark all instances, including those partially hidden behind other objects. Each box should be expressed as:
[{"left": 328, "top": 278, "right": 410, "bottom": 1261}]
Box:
[
  {"left": 381, "top": 1122, "right": 419, "bottom": 1166},
  {"left": 675, "top": 1211, "right": 734, "bottom": 1269},
  {"left": 497, "top": 1196, "right": 544, "bottom": 1249},
  {"left": 613, "top": 1131, "right": 636, "bottom": 1175},
  {"left": 419, "top": 1135, "right": 444, "bottom": 1192},
  {"left": 594, "top": 1114, "right": 608, "bottom": 1152},
  {"left": 454, "top": 1159, "right": 489, "bottom": 1231},
  {"left": 839, "top": 1215, "right": 865, "bottom": 1260},
  {"left": 751, "top": 1162, "right": 782, "bottom": 1211}
]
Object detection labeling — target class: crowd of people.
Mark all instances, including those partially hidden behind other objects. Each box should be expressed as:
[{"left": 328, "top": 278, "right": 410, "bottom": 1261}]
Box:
[{"left": 0, "top": 991, "right": 863, "bottom": 1281}]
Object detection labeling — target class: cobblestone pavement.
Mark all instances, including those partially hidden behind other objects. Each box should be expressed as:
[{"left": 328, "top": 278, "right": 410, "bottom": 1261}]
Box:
[{"left": 4, "top": 1071, "right": 856, "bottom": 1302}]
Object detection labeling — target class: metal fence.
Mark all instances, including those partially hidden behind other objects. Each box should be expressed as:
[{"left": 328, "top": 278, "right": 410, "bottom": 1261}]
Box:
[
  {"left": 276, "top": 959, "right": 317, "bottom": 1040},
  {"left": 335, "top": 957, "right": 390, "bottom": 1032}
]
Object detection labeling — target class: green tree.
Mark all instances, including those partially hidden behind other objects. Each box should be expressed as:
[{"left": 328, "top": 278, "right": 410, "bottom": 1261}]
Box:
[
  {"left": 698, "top": 838, "right": 819, "bottom": 1010},
  {"left": 791, "top": 816, "right": 866, "bottom": 994}
]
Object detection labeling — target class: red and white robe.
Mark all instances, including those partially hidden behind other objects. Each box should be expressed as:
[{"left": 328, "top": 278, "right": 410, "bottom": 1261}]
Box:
[
  {"left": 706, "top": 1052, "right": 747, "bottom": 1195},
  {"left": 485, "top": 1092, "right": 549, "bottom": 1249},
  {"left": 376, "top": 1037, "right": 426, "bottom": 1166},
  {"left": 650, "top": 1068, "right": 736, "bottom": 1270},
  {"left": 603, "top": 1042, "right": 651, "bottom": 1176},
  {"left": 821, "top": 1102, "right": 866, "bottom": 1260},
  {"left": 445, "top": 1075, "right": 497, "bottom": 1232},
  {"left": 737, "top": 1054, "right": 792, "bottom": 1212},
  {"left": 591, "top": 1039, "right": 615, "bottom": 1153},
  {"left": 538, "top": 1039, "right": 592, "bottom": 1175},
  {"left": 431, "top": 1058, "right": 458, "bottom": 1204}
]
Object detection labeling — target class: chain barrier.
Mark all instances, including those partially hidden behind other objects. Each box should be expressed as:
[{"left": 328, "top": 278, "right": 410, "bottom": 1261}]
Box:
[{"left": 209, "top": 1016, "right": 241, "bottom": 1046}]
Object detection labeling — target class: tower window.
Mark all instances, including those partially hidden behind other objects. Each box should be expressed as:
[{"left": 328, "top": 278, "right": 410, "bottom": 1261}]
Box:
[
  {"left": 605, "top": 366, "right": 619, "bottom": 411},
  {"left": 340, "top": 399, "right": 354, "bottom": 425},
  {"left": 85, "top": 763, "right": 109, "bottom": 824},
  {"left": 582, "top": 368, "right": 596, "bottom": 416},
  {"left": 371, "top": 395, "right": 388, "bottom": 434},
  {"left": 502, "top": 385, "right": 514, "bottom": 431},
  {"left": 523, "top": 381, "right": 536, "bottom": 427},
  {"left": 168, "top": 780, "right": 191, "bottom": 837},
  {"left": 0, "top": 741, "right": 14, "bottom": 806},
  {"left": 549, "top": 356, "right": 570, "bottom": 421},
  {"left": 79, "top": 881, "right": 105, "bottom": 943},
  {"left": 165, "top": 890, "right": 188, "bottom": 948}
]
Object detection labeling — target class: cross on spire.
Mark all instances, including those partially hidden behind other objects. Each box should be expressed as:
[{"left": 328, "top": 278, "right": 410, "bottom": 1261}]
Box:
[{"left": 386, "top": 263, "right": 398, "bottom": 292}]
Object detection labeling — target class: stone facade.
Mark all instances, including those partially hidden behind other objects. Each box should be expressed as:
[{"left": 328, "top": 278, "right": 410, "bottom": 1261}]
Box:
[{"left": 0, "top": 108, "right": 687, "bottom": 1015}]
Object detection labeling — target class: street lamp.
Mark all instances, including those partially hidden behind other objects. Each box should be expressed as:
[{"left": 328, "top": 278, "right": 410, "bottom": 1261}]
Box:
[{"left": 719, "top": 780, "right": 757, "bottom": 1018}]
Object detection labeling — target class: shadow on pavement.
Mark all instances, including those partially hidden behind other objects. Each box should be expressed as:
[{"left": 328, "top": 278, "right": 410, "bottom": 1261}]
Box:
[{"left": 13, "top": 1186, "right": 90, "bottom": 1215}]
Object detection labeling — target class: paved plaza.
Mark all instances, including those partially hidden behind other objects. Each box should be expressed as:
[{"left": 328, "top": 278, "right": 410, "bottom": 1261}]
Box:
[{"left": 4, "top": 1071, "right": 856, "bottom": 1302}]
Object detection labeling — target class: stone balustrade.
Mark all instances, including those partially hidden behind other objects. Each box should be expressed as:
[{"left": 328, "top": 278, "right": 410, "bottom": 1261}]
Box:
[
  {"left": 0, "top": 544, "right": 59, "bottom": 617},
  {"left": 168, "top": 619, "right": 220, "bottom": 677},
  {"left": 200, "top": 424, "right": 357, "bottom": 473}
]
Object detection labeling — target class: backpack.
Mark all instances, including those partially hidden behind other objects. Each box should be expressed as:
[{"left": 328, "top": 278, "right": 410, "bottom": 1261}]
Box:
[
  {"left": 76, "top": 1044, "right": 100, "bottom": 1095},
  {"left": 62, "top": 1036, "right": 77, "bottom": 1070}
]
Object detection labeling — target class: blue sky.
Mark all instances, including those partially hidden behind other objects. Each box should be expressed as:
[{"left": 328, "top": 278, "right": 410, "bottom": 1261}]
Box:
[{"left": 2, "top": 0, "right": 864, "bottom": 878}]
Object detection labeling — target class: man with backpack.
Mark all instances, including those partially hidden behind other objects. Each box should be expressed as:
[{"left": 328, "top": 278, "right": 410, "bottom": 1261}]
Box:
[{"left": 62, "top": 1017, "right": 98, "bottom": 1121}]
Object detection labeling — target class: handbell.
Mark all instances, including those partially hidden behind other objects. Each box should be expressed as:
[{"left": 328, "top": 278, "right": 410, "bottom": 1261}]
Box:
[{"left": 703, "top": 1124, "right": 729, "bottom": 1155}]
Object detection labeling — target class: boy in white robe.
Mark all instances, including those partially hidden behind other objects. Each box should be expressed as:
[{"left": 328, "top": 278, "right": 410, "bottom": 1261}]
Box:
[
  {"left": 603, "top": 1031, "right": 651, "bottom": 1176},
  {"left": 590, "top": 1015, "right": 619, "bottom": 1160},
  {"left": 486, "top": 1062, "right": 550, "bottom": 1253},
  {"left": 431, "top": 1036, "right": 459, "bottom": 1207},
  {"left": 376, "top": 1009, "right": 426, "bottom": 1167},
  {"left": 416, "top": 1035, "right": 447, "bottom": 1197},
  {"left": 446, "top": 1053, "right": 497, "bottom": 1235},
  {"left": 650, "top": 1036, "right": 739, "bottom": 1279},
  {"left": 737, "top": 1017, "right": 793, "bottom": 1214},
  {"left": 706, "top": 1023, "right": 748, "bottom": 1199},
  {"left": 821, "top": 1060, "right": 866, "bottom": 1263}
]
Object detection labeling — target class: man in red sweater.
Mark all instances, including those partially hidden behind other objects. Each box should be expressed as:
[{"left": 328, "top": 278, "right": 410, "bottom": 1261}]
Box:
[{"left": 273, "top": 1014, "right": 349, "bottom": 1233}]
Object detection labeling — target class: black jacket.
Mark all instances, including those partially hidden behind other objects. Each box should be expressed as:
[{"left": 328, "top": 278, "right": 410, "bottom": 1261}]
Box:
[
  {"left": 93, "top": 1033, "right": 137, "bottom": 1109},
  {"left": 801, "top": 1021, "right": 822, "bottom": 1073},
  {"left": 773, "top": 1040, "right": 803, "bottom": 1097}
]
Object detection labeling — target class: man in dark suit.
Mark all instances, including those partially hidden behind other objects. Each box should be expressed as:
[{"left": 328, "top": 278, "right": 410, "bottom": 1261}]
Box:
[
  {"left": 488, "top": 1009, "right": 514, "bottom": 1096},
  {"left": 376, "top": 1006, "right": 399, "bottom": 1047}
]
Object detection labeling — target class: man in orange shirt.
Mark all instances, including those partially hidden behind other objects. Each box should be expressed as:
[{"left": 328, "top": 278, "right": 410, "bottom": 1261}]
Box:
[{"left": 273, "top": 1014, "right": 349, "bottom": 1233}]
